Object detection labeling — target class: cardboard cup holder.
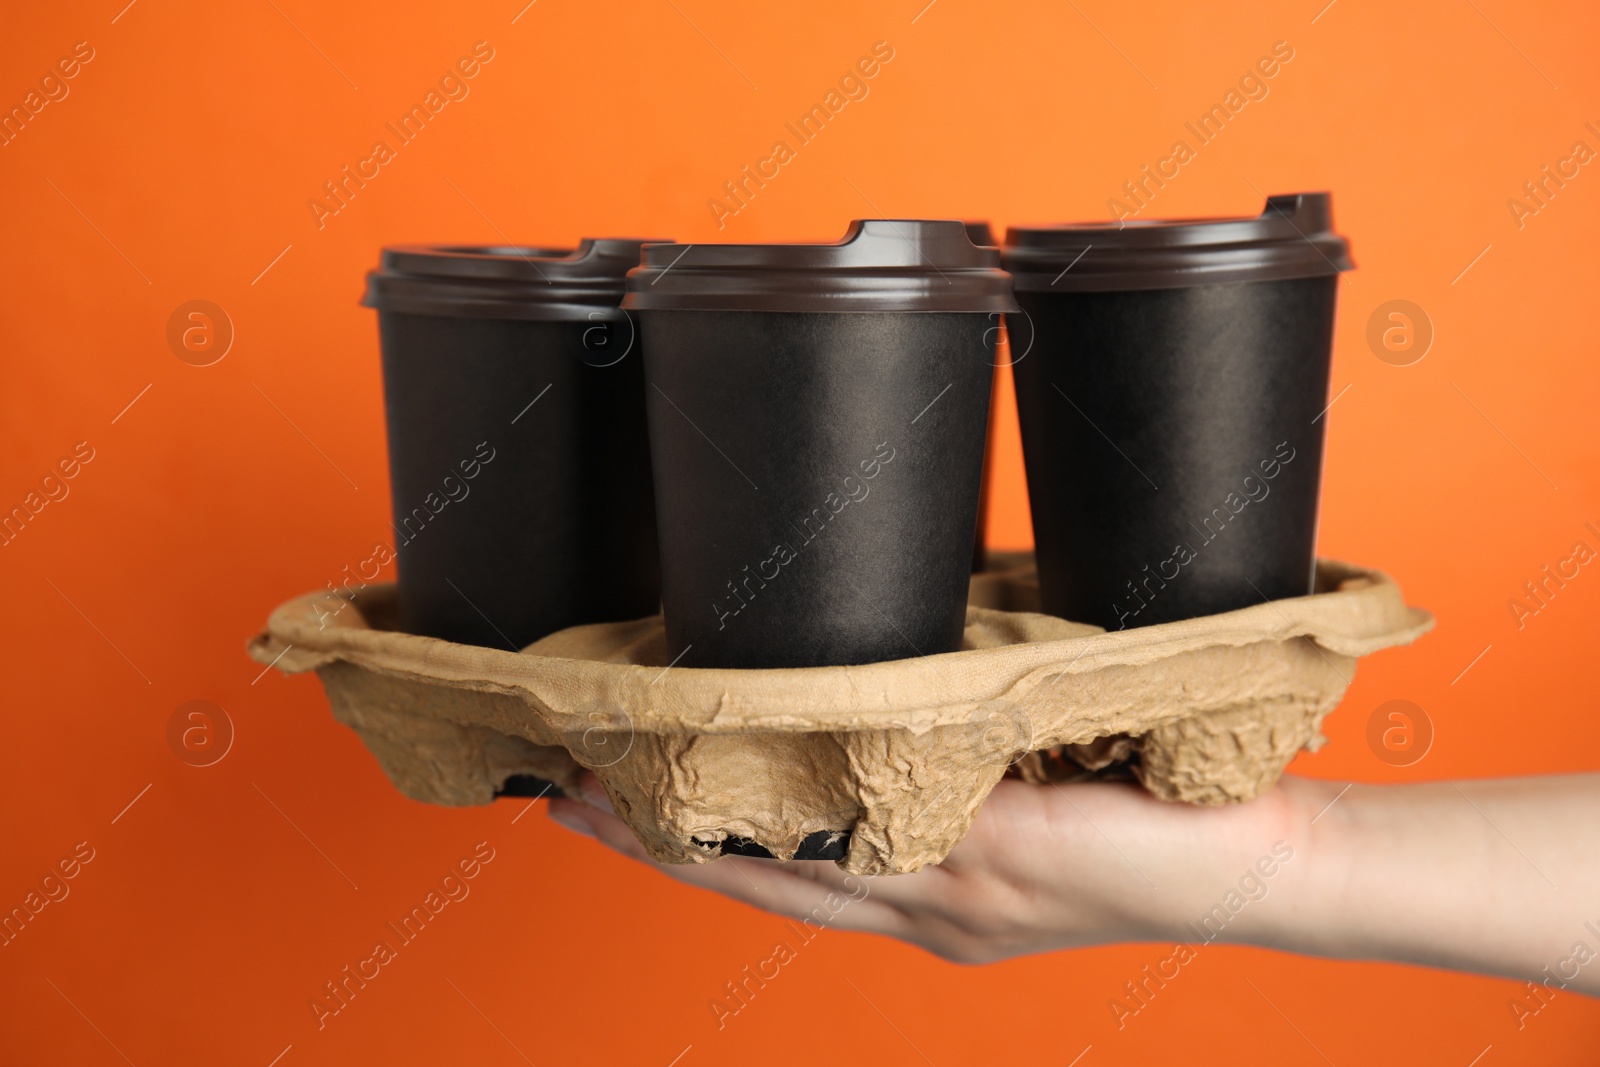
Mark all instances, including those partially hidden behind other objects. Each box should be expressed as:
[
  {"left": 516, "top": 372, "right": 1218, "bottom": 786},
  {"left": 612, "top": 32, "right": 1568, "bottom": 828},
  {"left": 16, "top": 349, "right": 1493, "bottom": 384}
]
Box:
[{"left": 248, "top": 554, "right": 1430, "bottom": 876}]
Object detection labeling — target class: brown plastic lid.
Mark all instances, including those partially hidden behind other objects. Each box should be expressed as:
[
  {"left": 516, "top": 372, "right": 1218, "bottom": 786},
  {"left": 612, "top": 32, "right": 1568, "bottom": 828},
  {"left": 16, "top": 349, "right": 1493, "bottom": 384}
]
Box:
[
  {"left": 621, "top": 220, "right": 1019, "bottom": 313},
  {"left": 1003, "top": 193, "right": 1353, "bottom": 293},
  {"left": 362, "top": 239, "right": 665, "bottom": 321}
]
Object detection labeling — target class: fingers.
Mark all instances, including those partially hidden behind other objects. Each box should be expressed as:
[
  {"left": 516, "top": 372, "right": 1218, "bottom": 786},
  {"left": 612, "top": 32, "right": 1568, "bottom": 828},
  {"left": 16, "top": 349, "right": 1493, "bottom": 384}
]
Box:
[
  {"left": 546, "top": 780, "right": 912, "bottom": 938},
  {"left": 547, "top": 795, "right": 653, "bottom": 861}
]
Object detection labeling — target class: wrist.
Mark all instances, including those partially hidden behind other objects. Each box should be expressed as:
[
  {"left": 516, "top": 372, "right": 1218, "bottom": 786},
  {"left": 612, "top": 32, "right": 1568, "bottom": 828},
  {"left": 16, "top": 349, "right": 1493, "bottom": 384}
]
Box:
[
  {"left": 1217, "top": 776, "right": 1348, "bottom": 954},
  {"left": 1144, "top": 776, "right": 1337, "bottom": 953},
  {"left": 1084, "top": 778, "right": 1322, "bottom": 950}
]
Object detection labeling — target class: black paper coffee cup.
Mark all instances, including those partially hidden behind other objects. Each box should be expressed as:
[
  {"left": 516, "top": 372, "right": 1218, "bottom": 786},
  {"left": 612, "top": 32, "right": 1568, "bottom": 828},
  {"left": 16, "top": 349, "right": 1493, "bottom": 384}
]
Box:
[
  {"left": 965, "top": 220, "right": 999, "bottom": 573},
  {"left": 624, "top": 220, "right": 1019, "bottom": 669},
  {"left": 362, "top": 240, "right": 664, "bottom": 649},
  {"left": 1004, "top": 194, "right": 1353, "bottom": 630}
]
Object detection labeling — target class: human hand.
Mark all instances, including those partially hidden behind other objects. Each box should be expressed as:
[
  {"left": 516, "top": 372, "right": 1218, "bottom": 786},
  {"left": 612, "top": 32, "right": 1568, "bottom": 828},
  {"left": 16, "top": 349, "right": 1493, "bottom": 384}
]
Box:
[
  {"left": 547, "top": 771, "right": 1320, "bottom": 964},
  {"left": 552, "top": 769, "right": 1600, "bottom": 995}
]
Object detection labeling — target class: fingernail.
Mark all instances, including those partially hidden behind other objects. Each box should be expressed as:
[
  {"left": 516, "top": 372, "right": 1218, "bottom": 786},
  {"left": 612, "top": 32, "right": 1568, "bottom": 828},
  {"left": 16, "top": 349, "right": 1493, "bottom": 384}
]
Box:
[{"left": 548, "top": 808, "right": 595, "bottom": 839}]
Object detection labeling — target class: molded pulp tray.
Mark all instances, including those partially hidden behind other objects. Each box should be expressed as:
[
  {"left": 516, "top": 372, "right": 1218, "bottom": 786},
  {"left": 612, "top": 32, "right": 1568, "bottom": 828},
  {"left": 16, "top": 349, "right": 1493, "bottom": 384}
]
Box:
[{"left": 247, "top": 555, "right": 1431, "bottom": 875}]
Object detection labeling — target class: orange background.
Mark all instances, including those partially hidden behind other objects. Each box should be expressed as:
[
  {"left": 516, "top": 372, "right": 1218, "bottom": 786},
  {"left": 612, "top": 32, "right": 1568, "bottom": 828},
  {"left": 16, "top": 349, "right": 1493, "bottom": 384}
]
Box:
[{"left": 3, "top": 0, "right": 1598, "bottom": 1062}]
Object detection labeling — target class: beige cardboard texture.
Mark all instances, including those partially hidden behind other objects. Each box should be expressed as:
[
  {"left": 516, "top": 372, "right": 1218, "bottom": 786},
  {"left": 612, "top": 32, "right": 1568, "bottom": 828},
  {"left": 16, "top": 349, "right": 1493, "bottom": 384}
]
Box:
[{"left": 247, "top": 556, "right": 1431, "bottom": 875}]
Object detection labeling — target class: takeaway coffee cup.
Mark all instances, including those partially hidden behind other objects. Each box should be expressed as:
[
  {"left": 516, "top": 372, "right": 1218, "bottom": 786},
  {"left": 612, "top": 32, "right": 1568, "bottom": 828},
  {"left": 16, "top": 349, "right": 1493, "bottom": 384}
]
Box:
[
  {"left": 965, "top": 220, "right": 999, "bottom": 573},
  {"left": 623, "top": 220, "right": 1018, "bottom": 669},
  {"left": 362, "top": 240, "right": 664, "bottom": 650},
  {"left": 1003, "top": 193, "right": 1353, "bottom": 630}
]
